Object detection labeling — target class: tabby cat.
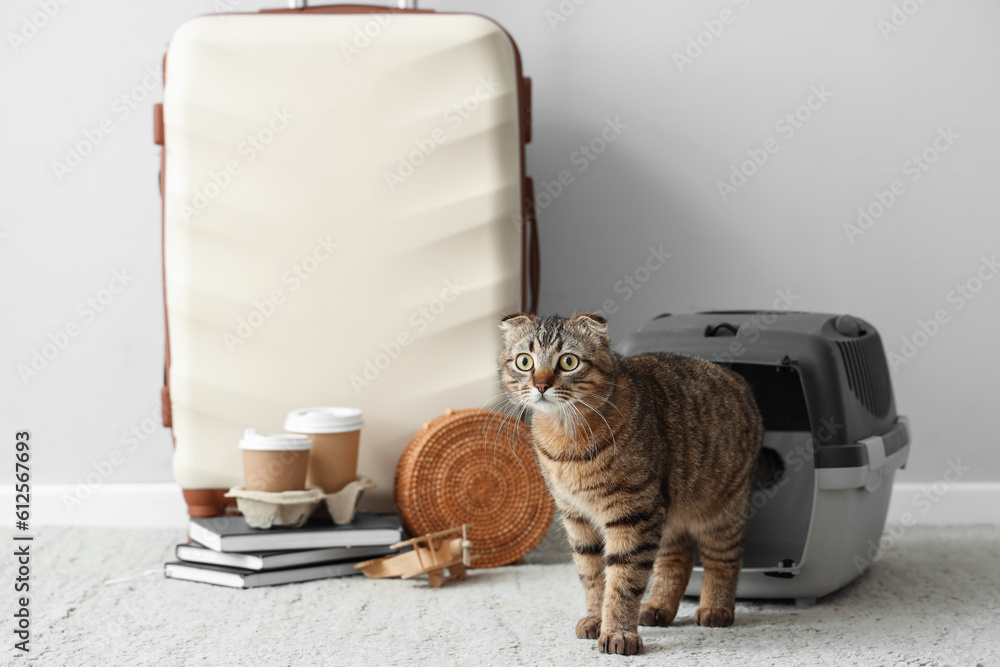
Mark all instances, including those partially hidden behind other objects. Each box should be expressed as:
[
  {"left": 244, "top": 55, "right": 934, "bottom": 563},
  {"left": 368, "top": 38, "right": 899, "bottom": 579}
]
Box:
[{"left": 497, "top": 313, "right": 763, "bottom": 656}]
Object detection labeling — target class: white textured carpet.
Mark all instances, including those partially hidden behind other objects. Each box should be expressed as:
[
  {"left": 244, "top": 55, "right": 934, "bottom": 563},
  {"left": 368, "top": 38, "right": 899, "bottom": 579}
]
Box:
[{"left": 3, "top": 524, "right": 999, "bottom": 666}]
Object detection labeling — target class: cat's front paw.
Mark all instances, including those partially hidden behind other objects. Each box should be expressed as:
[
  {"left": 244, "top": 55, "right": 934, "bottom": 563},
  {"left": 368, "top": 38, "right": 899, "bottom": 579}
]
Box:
[
  {"left": 639, "top": 603, "right": 678, "bottom": 627},
  {"left": 598, "top": 631, "right": 644, "bottom": 656},
  {"left": 575, "top": 617, "right": 601, "bottom": 639},
  {"left": 695, "top": 607, "right": 734, "bottom": 628}
]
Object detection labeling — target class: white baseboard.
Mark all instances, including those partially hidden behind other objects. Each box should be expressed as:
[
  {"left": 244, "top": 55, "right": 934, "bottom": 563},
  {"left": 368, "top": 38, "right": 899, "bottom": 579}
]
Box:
[
  {"left": 1, "top": 482, "right": 997, "bottom": 529},
  {"left": 886, "top": 482, "right": 1000, "bottom": 526}
]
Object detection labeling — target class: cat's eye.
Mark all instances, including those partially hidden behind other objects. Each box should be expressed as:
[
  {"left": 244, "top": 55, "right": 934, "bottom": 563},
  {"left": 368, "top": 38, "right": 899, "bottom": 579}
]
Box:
[
  {"left": 559, "top": 354, "right": 580, "bottom": 371},
  {"left": 515, "top": 354, "right": 534, "bottom": 371}
]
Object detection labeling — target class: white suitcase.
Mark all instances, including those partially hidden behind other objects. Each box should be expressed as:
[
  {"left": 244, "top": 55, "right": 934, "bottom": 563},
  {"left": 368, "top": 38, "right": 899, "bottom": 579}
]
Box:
[{"left": 155, "top": 3, "right": 537, "bottom": 517}]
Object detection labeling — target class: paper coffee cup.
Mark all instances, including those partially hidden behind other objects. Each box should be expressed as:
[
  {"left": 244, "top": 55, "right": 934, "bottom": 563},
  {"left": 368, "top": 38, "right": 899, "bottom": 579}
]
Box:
[
  {"left": 239, "top": 429, "right": 312, "bottom": 493},
  {"left": 284, "top": 407, "right": 364, "bottom": 494}
]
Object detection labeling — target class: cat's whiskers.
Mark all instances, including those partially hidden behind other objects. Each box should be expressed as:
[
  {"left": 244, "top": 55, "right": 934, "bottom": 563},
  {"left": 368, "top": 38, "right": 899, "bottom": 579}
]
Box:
[
  {"left": 572, "top": 407, "right": 586, "bottom": 458},
  {"left": 483, "top": 398, "right": 516, "bottom": 463},
  {"left": 565, "top": 403, "right": 585, "bottom": 457},
  {"left": 484, "top": 394, "right": 528, "bottom": 464},
  {"left": 492, "top": 400, "right": 523, "bottom": 466},
  {"left": 574, "top": 397, "right": 618, "bottom": 457},
  {"left": 476, "top": 390, "right": 522, "bottom": 416},
  {"left": 548, "top": 389, "right": 599, "bottom": 460},
  {"left": 595, "top": 377, "right": 627, "bottom": 389},
  {"left": 565, "top": 399, "right": 599, "bottom": 461},
  {"left": 558, "top": 403, "right": 576, "bottom": 456},
  {"left": 594, "top": 377, "right": 629, "bottom": 399},
  {"left": 486, "top": 402, "right": 517, "bottom": 465},
  {"left": 500, "top": 392, "right": 533, "bottom": 468},
  {"left": 484, "top": 394, "right": 523, "bottom": 431},
  {"left": 512, "top": 403, "right": 532, "bottom": 459},
  {"left": 549, "top": 401, "right": 575, "bottom": 455},
  {"left": 505, "top": 403, "right": 528, "bottom": 472},
  {"left": 579, "top": 391, "right": 626, "bottom": 421},
  {"left": 575, "top": 405, "right": 600, "bottom": 461}
]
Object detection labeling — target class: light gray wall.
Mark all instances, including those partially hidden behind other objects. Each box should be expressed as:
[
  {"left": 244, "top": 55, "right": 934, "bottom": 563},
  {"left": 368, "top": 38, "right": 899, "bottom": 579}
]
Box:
[{"left": 1, "top": 0, "right": 997, "bottom": 489}]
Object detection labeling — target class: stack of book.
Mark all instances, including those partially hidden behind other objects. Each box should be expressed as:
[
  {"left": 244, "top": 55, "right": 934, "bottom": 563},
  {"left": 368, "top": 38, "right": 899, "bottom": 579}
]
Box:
[{"left": 164, "top": 512, "right": 404, "bottom": 589}]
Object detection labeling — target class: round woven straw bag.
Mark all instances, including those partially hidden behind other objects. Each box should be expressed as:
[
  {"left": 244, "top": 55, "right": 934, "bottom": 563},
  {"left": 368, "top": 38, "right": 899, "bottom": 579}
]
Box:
[{"left": 395, "top": 408, "right": 554, "bottom": 568}]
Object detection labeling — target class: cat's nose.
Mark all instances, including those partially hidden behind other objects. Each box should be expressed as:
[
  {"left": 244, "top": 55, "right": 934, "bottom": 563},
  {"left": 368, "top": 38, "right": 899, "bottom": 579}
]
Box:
[{"left": 534, "top": 381, "right": 550, "bottom": 394}]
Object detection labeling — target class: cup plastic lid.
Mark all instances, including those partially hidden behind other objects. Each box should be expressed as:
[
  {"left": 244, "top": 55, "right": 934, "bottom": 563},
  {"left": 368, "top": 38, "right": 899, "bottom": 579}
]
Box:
[
  {"left": 284, "top": 407, "right": 364, "bottom": 434},
  {"left": 239, "top": 429, "right": 313, "bottom": 451}
]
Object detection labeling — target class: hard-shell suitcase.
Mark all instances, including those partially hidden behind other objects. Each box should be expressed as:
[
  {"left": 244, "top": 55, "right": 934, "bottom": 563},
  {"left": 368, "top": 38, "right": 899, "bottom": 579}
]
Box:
[{"left": 155, "top": 2, "right": 538, "bottom": 517}]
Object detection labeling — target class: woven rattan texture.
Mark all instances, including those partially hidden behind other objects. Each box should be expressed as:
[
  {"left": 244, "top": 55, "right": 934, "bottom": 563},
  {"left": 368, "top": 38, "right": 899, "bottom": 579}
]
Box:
[{"left": 395, "top": 409, "right": 554, "bottom": 568}]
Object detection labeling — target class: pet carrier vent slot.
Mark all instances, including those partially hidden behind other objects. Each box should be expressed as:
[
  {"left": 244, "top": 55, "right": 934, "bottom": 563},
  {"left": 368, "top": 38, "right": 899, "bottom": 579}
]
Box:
[{"left": 837, "top": 335, "right": 892, "bottom": 418}]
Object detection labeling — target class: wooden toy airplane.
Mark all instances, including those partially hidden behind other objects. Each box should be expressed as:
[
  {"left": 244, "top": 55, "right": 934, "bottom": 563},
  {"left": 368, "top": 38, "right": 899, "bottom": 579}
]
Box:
[{"left": 355, "top": 524, "right": 476, "bottom": 587}]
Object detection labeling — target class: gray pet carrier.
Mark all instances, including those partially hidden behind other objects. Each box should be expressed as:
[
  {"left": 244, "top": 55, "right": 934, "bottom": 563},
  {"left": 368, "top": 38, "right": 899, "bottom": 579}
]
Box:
[{"left": 618, "top": 311, "right": 910, "bottom": 605}]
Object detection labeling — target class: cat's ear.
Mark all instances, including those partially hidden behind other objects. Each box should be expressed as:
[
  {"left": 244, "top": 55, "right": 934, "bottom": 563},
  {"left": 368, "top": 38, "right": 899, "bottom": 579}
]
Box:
[
  {"left": 571, "top": 313, "right": 609, "bottom": 343},
  {"left": 500, "top": 313, "right": 536, "bottom": 337}
]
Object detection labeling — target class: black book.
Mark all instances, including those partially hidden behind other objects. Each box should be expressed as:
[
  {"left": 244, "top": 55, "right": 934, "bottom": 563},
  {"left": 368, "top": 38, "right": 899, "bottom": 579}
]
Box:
[
  {"left": 164, "top": 560, "right": 362, "bottom": 589},
  {"left": 175, "top": 542, "right": 395, "bottom": 571},
  {"left": 188, "top": 512, "right": 404, "bottom": 553}
]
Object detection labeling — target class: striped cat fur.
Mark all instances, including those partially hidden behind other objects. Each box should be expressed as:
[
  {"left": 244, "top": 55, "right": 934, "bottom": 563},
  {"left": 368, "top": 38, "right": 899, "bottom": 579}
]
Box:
[{"left": 497, "top": 313, "right": 763, "bottom": 656}]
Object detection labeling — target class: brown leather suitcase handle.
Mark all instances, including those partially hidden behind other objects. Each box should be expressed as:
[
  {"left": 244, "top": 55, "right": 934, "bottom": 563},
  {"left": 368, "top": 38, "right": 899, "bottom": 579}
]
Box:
[
  {"left": 261, "top": 4, "right": 433, "bottom": 14},
  {"left": 525, "top": 177, "right": 540, "bottom": 314}
]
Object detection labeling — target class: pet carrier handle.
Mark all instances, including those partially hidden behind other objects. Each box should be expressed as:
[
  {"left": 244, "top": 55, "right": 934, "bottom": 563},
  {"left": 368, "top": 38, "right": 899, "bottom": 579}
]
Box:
[
  {"left": 704, "top": 322, "right": 739, "bottom": 337},
  {"left": 816, "top": 416, "right": 910, "bottom": 492}
]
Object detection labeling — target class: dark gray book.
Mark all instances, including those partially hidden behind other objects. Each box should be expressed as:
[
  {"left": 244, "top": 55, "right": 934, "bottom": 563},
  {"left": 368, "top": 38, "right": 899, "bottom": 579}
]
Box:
[
  {"left": 163, "top": 560, "right": 362, "bottom": 589},
  {"left": 188, "top": 512, "right": 404, "bottom": 553},
  {"left": 175, "top": 542, "right": 394, "bottom": 571}
]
